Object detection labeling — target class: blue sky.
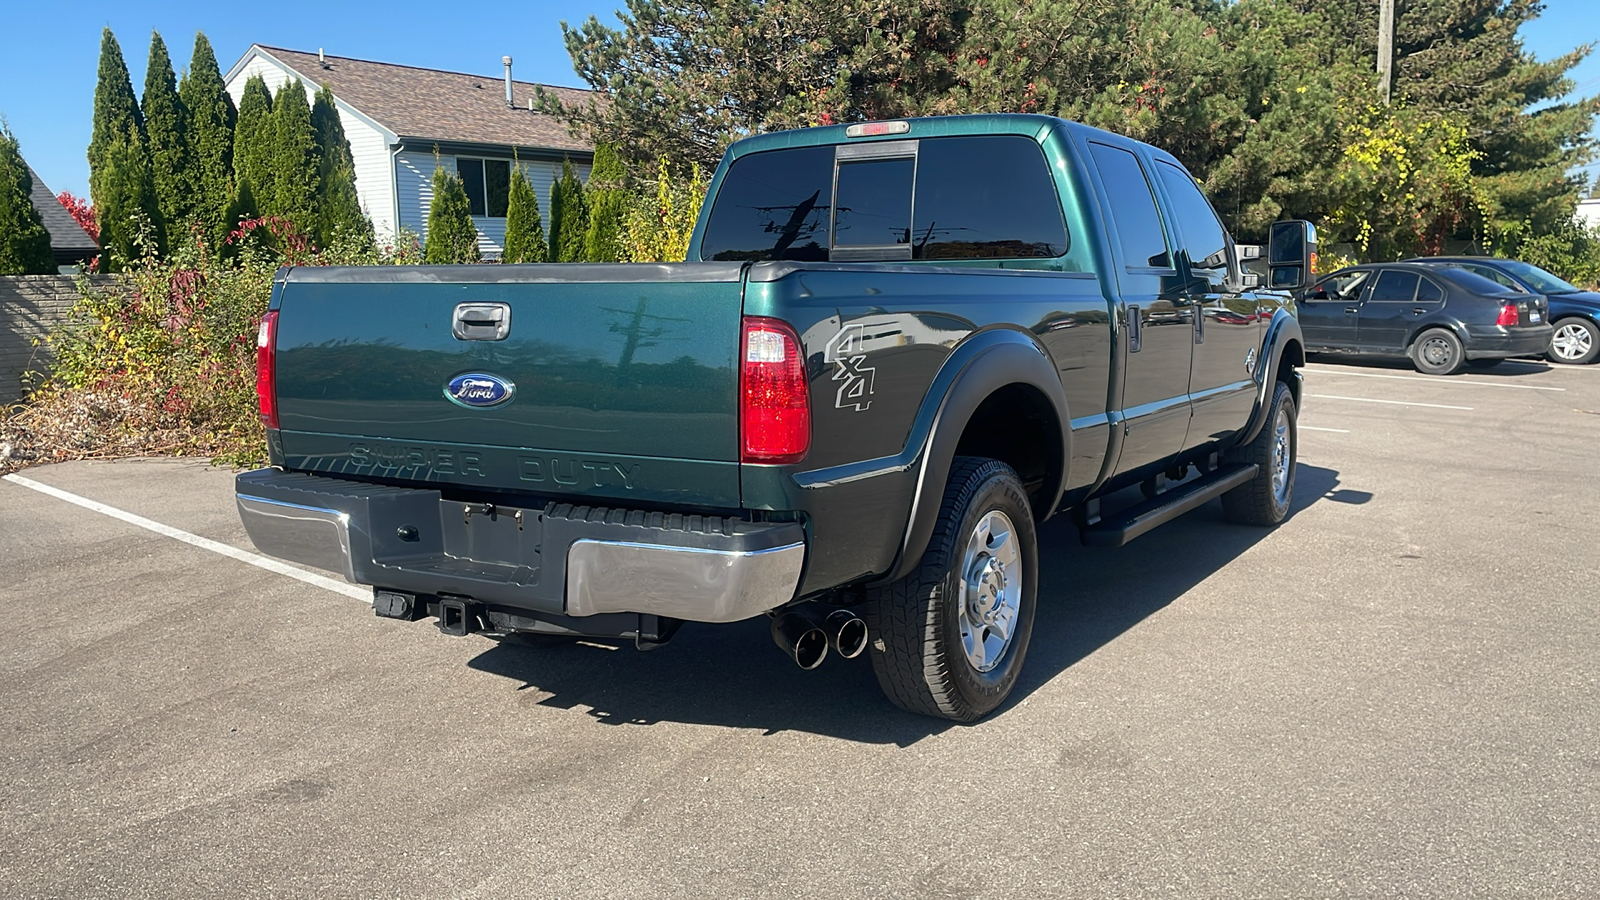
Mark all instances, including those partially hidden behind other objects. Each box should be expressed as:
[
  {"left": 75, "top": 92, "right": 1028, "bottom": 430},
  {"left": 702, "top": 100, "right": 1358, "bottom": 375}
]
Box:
[{"left": 2, "top": 1, "right": 1597, "bottom": 202}]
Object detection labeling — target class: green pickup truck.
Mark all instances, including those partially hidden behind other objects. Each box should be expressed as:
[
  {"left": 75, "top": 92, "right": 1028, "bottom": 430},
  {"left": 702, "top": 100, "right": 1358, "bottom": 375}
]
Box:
[{"left": 238, "top": 114, "right": 1315, "bottom": 721}]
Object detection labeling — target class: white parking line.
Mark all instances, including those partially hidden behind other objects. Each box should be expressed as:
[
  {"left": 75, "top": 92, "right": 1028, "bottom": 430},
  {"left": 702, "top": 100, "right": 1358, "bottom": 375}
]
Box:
[
  {"left": 1308, "top": 393, "right": 1473, "bottom": 411},
  {"left": 1, "top": 472, "right": 371, "bottom": 603},
  {"left": 1303, "top": 367, "right": 1565, "bottom": 391},
  {"left": 1301, "top": 425, "right": 1351, "bottom": 433}
]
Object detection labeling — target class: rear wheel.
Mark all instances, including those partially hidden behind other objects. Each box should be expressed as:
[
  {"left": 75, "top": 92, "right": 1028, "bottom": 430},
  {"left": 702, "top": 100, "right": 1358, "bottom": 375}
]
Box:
[
  {"left": 1222, "top": 381, "right": 1297, "bottom": 526},
  {"left": 1411, "top": 328, "right": 1466, "bottom": 375},
  {"left": 864, "top": 458, "right": 1037, "bottom": 722},
  {"left": 1547, "top": 317, "right": 1600, "bottom": 365}
]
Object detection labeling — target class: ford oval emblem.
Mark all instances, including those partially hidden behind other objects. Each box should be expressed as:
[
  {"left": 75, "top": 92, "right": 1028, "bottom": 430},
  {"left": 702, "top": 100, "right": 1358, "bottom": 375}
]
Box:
[{"left": 445, "top": 373, "right": 515, "bottom": 408}]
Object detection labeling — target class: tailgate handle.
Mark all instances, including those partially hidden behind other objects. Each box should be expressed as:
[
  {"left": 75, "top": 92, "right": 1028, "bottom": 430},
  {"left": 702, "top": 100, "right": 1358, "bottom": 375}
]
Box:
[{"left": 453, "top": 302, "right": 511, "bottom": 341}]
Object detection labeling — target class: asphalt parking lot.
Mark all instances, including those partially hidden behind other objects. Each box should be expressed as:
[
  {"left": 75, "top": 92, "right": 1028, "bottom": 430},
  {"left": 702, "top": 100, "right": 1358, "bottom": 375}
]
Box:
[{"left": 2, "top": 357, "right": 1598, "bottom": 899}]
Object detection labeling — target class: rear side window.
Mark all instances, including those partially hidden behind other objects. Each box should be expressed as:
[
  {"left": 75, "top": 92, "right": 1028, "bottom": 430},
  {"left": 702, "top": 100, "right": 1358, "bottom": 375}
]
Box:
[
  {"left": 1417, "top": 279, "right": 1444, "bottom": 302},
  {"left": 699, "top": 146, "right": 833, "bottom": 261},
  {"left": 1371, "top": 270, "right": 1420, "bottom": 302},
  {"left": 1089, "top": 143, "right": 1171, "bottom": 269},
  {"left": 911, "top": 137, "right": 1067, "bottom": 259},
  {"left": 1154, "top": 161, "right": 1228, "bottom": 281}
]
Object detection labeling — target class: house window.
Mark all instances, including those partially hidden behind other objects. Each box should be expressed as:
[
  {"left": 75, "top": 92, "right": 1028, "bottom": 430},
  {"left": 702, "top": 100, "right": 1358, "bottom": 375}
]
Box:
[{"left": 456, "top": 158, "right": 511, "bottom": 217}]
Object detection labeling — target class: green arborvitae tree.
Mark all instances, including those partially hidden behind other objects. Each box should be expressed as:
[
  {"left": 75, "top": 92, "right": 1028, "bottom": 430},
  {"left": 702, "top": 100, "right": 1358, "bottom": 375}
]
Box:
[
  {"left": 502, "top": 162, "right": 547, "bottom": 263},
  {"left": 269, "top": 80, "right": 319, "bottom": 236},
  {"left": 551, "top": 158, "right": 589, "bottom": 262},
  {"left": 0, "top": 125, "right": 55, "bottom": 275},
  {"left": 583, "top": 142, "right": 627, "bottom": 263},
  {"left": 88, "top": 28, "right": 143, "bottom": 200},
  {"left": 97, "top": 124, "right": 164, "bottom": 270},
  {"left": 178, "top": 32, "right": 237, "bottom": 251},
  {"left": 232, "top": 75, "right": 275, "bottom": 220},
  {"left": 424, "top": 164, "right": 481, "bottom": 263},
  {"left": 311, "top": 84, "right": 373, "bottom": 250},
  {"left": 141, "top": 31, "right": 190, "bottom": 241},
  {"left": 87, "top": 27, "right": 163, "bottom": 259}
]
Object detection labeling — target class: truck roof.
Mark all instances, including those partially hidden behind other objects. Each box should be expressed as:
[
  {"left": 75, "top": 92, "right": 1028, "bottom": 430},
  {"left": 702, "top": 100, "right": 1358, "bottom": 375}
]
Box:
[{"left": 724, "top": 113, "right": 1183, "bottom": 169}]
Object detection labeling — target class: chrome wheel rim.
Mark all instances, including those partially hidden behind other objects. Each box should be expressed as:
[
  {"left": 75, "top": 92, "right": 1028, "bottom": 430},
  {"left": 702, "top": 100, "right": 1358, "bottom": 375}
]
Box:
[
  {"left": 1271, "top": 405, "right": 1293, "bottom": 507},
  {"left": 1419, "top": 335, "right": 1454, "bottom": 368},
  {"left": 1552, "top": 323, "right": 1593, "bottom": 361},
  {"left": 957, "top": 510, "right": 1021, "bottom": 674}
]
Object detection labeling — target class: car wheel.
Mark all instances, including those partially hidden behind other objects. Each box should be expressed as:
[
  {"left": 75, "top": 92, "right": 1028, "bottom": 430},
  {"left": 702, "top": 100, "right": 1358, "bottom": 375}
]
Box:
[
  {"left": 864, "top": 457, "right": 1037, "bottom": 722},
  {"left": 1547, "top": 317, "right": 1600, "bottom": 365},
  {"left": 1222, "top": 381, "right": 1298, "bottom": 527},
  {"left": 1410, "top": 328, "right": 1466, "bottom": 375}
]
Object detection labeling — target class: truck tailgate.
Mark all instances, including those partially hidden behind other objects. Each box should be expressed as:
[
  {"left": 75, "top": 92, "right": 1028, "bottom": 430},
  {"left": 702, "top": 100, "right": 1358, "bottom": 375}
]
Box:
[{"left": 271, "top": 263, "right": 747, "bottom": 507}]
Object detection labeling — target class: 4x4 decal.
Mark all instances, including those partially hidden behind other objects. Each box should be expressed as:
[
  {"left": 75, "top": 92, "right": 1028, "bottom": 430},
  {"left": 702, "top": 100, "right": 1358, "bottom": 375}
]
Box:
[{"left": 825, "top": 324, "right": 876, "bottom": 411}]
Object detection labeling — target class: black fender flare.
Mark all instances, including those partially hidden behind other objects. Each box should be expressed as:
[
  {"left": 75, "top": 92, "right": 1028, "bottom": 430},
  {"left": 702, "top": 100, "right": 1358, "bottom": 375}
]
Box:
[
  {"left": 1235, "top": 308, "right": 1306, "bottom": 448},
  {"left": 880, "top": 328, "right": 1072, "bottom": 584}
]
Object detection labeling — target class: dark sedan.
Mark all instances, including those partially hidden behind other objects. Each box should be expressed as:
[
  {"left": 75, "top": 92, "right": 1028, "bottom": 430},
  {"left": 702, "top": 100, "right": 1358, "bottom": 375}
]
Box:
[
  {"left": 1410, "top": 256, "right": 1600, "bottom": 365},
  {"left": 1296, "top": 263, "right": 1553, "bottom": 375}
]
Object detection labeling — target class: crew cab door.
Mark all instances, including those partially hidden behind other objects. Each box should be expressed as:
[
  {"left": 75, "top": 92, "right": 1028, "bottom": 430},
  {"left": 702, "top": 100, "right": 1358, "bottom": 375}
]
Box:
[
  {"left": 1086, "top": 140, "right": 1193, "bottom": 475},
  {"left": 1152, "top": 160, "right": 1260, "bottom": 449},
  {"left": 1298, "top": 269, "right": 1371, "bottom": 348}
]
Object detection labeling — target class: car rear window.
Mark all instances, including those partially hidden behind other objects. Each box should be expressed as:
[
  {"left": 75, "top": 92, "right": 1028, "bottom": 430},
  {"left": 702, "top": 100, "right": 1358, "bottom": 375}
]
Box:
[{"left": 1439, "top": 266, "right": 1520, "bottom": 296}]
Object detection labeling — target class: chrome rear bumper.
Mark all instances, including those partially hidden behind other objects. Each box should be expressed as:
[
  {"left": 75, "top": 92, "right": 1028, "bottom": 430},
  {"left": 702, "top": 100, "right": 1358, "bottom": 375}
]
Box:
[{"left": 235, "top": 468, "right": 805, "bottom": 624}]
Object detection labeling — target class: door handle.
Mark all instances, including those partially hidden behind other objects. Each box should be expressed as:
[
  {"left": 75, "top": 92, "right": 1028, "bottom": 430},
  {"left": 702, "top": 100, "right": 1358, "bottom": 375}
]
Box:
[
  {"left": 1344, "top": 307, "right": 1359, "bottom": 314},
  {"left": 453, "top": 302, "right": 511, "bottom": 341},
  {"left": 1412, "top": 307, "right": 1427, "bottom": 315}
]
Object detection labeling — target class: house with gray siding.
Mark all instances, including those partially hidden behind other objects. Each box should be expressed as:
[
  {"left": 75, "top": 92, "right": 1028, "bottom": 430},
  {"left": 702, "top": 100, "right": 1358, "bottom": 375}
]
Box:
[{"left": 224, "top": 46, "right": 592, "bottom": 257}]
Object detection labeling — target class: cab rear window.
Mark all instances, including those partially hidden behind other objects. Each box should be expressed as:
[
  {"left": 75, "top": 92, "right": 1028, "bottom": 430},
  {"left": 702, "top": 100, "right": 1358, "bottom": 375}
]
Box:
[{"left": 699, "top": 136, "right": 1069, "bottom": 262}]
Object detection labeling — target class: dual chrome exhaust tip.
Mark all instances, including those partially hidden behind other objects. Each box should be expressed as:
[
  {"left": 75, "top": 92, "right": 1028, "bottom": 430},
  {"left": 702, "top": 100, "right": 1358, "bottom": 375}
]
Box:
[{"left": 770, "top": 605, "right": 868, "bottom": 670}]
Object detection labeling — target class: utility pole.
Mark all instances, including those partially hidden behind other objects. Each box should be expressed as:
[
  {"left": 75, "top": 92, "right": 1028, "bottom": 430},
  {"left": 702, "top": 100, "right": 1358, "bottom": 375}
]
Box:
[{"left": 1378, "top": 0, "right": 1395, "bottom": 105}]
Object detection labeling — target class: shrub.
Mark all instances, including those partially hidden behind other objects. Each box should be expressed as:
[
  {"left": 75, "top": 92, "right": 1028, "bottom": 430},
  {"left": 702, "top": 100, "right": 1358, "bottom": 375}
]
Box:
[
  {"left": 2, "top": 217, "right": 421, "bottom": 472},
  {"left": 620, "top": 157, "right": 706, "bottom": 263}
]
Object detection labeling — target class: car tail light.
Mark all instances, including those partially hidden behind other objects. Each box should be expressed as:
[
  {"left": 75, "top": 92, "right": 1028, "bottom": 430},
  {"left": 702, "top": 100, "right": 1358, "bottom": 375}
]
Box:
[
  {"left": 256, "top": 311, "right": 279, "bottom": 429},
  {"left": 1496, "top": 303, "right": 1519, "bottom": 327},
  {"left": 741, "top": 317, "right": 810, "bottom": 464}
]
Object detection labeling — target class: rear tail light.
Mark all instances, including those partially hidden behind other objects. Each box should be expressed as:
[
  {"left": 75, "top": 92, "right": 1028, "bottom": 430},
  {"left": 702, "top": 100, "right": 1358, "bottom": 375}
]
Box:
[
  {"left": 1496, "top": 303, "right": 1519, "bottom": 327},
  {"left": 741, "top": 317, "right": 810, "bottom": 464},
  {"left": 256, "top": 310, "right": 279, "bottom": 429}
]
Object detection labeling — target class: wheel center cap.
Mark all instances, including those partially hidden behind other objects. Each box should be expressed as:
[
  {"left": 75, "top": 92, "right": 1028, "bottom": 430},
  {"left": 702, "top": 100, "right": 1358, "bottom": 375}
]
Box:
[{"left": 967, "top": 556, "right": 1007, "bottom": 623}]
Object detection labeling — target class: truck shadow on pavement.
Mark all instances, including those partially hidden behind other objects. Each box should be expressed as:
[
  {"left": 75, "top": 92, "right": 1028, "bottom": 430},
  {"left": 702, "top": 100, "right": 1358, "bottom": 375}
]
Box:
[{"left": 467, "top": 464, "right": 1346, "bottom": 747}]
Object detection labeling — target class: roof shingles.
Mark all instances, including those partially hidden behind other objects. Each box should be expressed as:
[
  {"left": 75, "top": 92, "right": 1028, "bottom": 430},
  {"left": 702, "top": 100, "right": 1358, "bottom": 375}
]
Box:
[{"left": 256, "top": 46, "right": 594, "bottom": 152}]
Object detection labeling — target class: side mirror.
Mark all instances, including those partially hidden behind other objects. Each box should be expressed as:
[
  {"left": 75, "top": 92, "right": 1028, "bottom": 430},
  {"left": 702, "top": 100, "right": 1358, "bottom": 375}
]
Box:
[{"left": 1268, "top": 220, "right": 1318, "bottom": 290}]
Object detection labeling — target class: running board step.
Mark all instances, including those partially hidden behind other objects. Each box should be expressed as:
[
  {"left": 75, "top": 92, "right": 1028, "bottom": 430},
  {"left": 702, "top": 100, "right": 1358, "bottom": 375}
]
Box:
[{"left": 1078, "top": 464, "right": 1259, "bottom": 548}]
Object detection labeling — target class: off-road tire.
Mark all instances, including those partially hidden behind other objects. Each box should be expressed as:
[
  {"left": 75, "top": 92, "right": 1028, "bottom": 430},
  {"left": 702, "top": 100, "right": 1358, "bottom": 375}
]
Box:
[
  {"left": 1222, "top": 381, "right": 1297, "bottom": 526},
  {"left": 1410, "top": 327, "right": 1466, "bottom": 375},
  {"left": 864, "top": 457, "right": 1037, "bottom": 722}
]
